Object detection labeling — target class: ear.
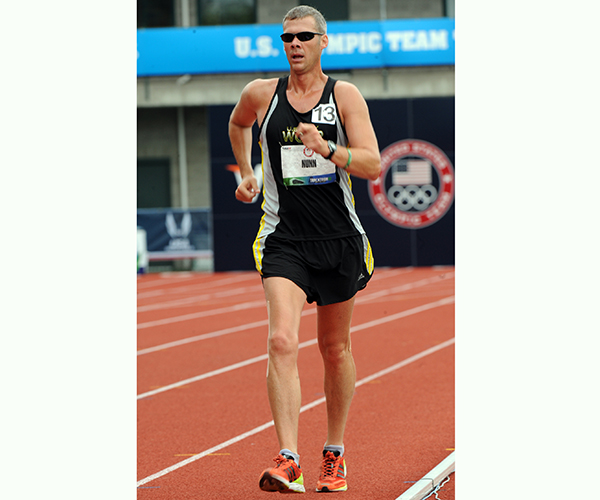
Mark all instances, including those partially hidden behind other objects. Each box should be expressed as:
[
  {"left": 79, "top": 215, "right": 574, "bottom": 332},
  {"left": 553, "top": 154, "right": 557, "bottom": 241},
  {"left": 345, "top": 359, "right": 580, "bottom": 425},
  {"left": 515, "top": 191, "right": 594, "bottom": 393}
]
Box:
[{"left": 321, "top": 33, "right": 328, "bottom": 50}]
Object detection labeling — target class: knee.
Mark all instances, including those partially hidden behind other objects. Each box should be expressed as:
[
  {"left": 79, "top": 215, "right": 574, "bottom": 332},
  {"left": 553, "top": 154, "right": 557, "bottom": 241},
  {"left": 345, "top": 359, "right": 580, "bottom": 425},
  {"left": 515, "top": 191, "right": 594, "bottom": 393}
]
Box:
[
  {"left": 268, "top": 328, "right": 298, "bottom": 358},
  {"left": 320, "top": 341, "right": 352, "bottom": 366}
]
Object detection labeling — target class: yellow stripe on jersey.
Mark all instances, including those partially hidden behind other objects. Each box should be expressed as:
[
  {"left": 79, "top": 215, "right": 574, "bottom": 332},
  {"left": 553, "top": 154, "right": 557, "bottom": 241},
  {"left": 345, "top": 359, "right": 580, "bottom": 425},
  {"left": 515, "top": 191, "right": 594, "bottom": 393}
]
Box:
[
  {"left": 364, "top": 236, "right": 375, "bottom": 275},
  {"left": 253, "top": 218, "right": 266, "bottom": 274},
  {"left": 252, "top": 144, "right": 267, "bottom": 274}
]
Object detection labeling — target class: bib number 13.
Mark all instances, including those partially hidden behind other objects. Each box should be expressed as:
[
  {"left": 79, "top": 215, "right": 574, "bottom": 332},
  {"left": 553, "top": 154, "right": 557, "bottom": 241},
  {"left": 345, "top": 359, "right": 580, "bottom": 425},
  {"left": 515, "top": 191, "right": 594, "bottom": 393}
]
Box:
[{"left": 312, "top": 103, "right": 336, "bottom": 125}]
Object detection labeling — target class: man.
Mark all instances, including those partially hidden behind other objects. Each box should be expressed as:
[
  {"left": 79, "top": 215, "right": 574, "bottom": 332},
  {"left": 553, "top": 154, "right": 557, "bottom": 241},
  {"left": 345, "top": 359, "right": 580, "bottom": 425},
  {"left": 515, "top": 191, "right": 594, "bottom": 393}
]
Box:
[{"left": 228, "top": 5, "right": 381, "bottom": 493}]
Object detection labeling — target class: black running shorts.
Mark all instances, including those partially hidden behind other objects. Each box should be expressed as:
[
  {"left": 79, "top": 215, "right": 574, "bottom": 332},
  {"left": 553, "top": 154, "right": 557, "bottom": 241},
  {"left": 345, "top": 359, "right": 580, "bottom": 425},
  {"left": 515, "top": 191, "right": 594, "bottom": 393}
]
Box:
[{"left": 260, "top": 234, "right": 373, "bottom": 306}]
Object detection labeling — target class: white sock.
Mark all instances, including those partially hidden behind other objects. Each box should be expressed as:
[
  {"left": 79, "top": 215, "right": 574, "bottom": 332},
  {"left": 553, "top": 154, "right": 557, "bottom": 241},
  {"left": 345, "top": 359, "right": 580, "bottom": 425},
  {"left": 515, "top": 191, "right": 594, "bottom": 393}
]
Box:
[
  {"left": 280, "top": 448, "right": 300, "bottom": 466},
  {"left": 323, "top": 444, "right": 344, "bottom": 457}
]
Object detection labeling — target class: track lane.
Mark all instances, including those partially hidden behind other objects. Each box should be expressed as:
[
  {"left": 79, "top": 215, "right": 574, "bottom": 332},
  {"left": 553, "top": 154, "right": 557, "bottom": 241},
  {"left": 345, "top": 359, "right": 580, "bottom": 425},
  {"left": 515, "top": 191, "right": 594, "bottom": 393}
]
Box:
[
  {"left": 136, "top": 270, "right": 453, "bottom": 395},
  {"left": 137, "top": 267, "right": 454, "bottom": 498},
  {"left": 136, "top": 296, "right": 456, "bottom": 402},
  {"left": 137, "top": 285, "right": 453, "bottom": 388},
  {"left": 136, "top": 268, "right": 429, "bottom": 321},
  {"left": 137, "top": 342, "right": 454, "bottom": 498},
  {"left": 136, "top": 269, "right": 453, "bottom": 355},
  {"left": 138, "top": 311, "right": 454, "bottom": 478}
]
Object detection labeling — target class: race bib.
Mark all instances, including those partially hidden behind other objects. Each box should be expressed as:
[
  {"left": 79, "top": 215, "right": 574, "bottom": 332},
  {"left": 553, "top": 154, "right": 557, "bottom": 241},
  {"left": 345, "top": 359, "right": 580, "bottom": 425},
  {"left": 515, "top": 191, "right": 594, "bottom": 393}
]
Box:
[
  {"left": 311, "top": 103, "right": 336, "bottom": 125},
  {"left": 281, "top": 145, "right": 336, "bottom": 186}
]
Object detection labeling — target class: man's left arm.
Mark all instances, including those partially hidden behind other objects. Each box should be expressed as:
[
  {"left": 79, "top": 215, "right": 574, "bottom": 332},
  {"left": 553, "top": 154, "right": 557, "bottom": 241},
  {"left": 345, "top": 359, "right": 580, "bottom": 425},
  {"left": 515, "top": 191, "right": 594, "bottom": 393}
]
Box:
[
  {"left": 333, "top": 81, "right": 381, "bottom": 181},
  {"left": 294, "top": 81, "right": 381, "bottom": 180}
]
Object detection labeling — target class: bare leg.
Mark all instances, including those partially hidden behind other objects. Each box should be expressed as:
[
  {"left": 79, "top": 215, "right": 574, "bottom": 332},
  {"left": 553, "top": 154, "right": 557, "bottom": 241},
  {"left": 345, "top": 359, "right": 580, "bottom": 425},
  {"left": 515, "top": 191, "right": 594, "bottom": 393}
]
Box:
[
  {"left": 317, "top": 297, "right": 356, "bottom": 447},
  {"left": 263, "top": 277, "right": 307, "bottom": 454}
]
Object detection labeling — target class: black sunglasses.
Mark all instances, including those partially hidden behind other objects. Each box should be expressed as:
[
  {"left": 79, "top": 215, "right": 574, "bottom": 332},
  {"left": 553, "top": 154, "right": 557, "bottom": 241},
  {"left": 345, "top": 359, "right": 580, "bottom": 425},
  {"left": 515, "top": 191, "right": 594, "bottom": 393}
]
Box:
[{"left": 280, "top": 31, "right": 324, "bottom": 43}]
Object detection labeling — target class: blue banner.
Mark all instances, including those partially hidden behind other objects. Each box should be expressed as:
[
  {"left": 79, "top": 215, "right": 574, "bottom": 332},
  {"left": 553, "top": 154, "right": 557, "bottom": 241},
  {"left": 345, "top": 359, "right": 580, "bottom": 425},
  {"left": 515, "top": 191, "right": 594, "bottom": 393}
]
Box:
[
  {"left": 136, "top": 208, "right": 213, "bottom": 260},
  {"left": 137, "top": 18, "right": 454, "bottom": 77},
  {"left": 208, "top": 96, "right": 455, "bottom": 271}
]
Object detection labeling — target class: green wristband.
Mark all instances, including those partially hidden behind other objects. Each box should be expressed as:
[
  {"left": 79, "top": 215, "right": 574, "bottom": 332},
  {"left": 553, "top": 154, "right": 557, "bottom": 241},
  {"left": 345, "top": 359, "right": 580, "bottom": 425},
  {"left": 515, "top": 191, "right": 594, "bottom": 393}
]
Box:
[{"left": 344, "top": 147, "right": 352, "bottom": 170}]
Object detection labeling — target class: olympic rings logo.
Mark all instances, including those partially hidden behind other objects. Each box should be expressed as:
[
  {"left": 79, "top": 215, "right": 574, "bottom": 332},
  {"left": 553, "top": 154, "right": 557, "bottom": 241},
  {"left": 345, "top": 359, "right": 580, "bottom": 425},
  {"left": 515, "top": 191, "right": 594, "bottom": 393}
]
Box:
[
  {"left": 368, "top": 139, "right": 455, "bottom": 229},
  {"left": 387, "top": 184, "right": 438, "bottom": 211}
]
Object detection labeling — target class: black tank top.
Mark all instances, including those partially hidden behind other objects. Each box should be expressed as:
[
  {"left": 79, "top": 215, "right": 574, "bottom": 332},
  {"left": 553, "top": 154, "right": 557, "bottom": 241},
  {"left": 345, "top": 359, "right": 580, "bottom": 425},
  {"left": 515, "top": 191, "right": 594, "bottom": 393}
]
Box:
[{"left": 256, "top": 76, "right": 366, "bottom": 242}]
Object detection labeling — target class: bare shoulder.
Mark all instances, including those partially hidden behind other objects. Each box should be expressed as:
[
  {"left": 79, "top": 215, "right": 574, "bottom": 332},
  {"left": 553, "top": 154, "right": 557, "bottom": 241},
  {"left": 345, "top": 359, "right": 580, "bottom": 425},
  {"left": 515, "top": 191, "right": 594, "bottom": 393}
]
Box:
[
  {"left": 242, "top": 78, "right": 279, "bottom": 106},
  {"left": 333, "top": 80, "right": 369, "bottom": 126},
  {"left": 231, "top": 78, "right": 279, "bottom": 126},
  {"left": 333, "top": 80, "right": 366, "bottom": 104}
]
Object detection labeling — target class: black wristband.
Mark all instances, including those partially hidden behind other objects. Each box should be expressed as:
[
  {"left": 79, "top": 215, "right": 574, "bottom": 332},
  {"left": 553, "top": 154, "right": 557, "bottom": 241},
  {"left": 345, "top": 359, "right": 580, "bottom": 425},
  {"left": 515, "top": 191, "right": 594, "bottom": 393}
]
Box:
[{"left": 325, "top": 140, "right": 337, "bottom": 160}]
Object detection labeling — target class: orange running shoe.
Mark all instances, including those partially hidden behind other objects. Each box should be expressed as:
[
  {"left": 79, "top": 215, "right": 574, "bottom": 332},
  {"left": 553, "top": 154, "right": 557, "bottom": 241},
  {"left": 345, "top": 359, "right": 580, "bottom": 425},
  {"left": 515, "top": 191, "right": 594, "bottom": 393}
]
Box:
[
  {"left": 259, "top": 454, "right": 305, "bottom": 493},
  {"left": 316, "top": 450, "right": 347, "bottom": 492}
]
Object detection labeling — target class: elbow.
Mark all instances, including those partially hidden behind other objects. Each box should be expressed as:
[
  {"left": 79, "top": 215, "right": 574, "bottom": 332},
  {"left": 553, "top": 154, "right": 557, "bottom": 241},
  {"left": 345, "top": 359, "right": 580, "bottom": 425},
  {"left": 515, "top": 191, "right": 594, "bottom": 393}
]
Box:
[
  {"left": 368, "top": 156, "right": 382, "bottom": 181},
  {"left": 228, "top": 119, "right": 241, "bottom": 140},
  {"left": 368, "top": 165, "right": 381, "bottom": 181},
  {"left": 228, "top": 117, "right": 237, "bottom": 132}
]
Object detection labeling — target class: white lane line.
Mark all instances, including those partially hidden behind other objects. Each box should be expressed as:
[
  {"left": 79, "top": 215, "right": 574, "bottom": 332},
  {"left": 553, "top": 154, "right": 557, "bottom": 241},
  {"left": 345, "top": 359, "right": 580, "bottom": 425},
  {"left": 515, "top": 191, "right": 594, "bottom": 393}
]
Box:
[
  {"left": 355, "top": 338, "right": 455, "bottom": 388},
  {"left": 137, "top": 285, "right": 264, "bottom": 313},
  {"left": 136, "top": 273, "right": 197, "bottom": 290},
  {"left": 136, "top": 337, "right": 455, "bottom": 487},
  {"left": 136, "top": 274, "right": 453, "bottom": 353},
  {"left": 137, "top": 272, "right": 454, "bottom": 336},
  {"left": 137, "top": 319, "right": 270, "bottom": 356},
  {"left": 136, "top": 268, "right": 412, "bottom": 312},
  {"left": 351, "top": 295, "right": 455, "bottom": 334},
  {"left": 137, "top": 273, "right": 259, "bottom": 299},
  {"left": 137, "top": 352, "right": 268, "bottom": 400},
  {"left": 137, "top": 296, "right": 454, "bottom": 398},
  {"left": 137, "top": 337, "right": 314, "bottom": 399},
  {"left": 136, "top": 267, "right": 406, "bottom": 299},
  {"left": 355, "top": 273, "right": 454, "bottom": 306},
  {"left": 396, "top": 451, "right": 455, "bottom": 500},
  {"left": 137, "top": 299, "right": 266, "bottom": 329}
]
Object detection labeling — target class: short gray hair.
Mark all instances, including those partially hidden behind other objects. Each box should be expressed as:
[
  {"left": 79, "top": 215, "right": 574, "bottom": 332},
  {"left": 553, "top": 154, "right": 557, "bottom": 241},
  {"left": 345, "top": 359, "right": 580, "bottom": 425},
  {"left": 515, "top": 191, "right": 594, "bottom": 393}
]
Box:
[{"left": 283, "top": 5, "right": 327, "bottom": 34}]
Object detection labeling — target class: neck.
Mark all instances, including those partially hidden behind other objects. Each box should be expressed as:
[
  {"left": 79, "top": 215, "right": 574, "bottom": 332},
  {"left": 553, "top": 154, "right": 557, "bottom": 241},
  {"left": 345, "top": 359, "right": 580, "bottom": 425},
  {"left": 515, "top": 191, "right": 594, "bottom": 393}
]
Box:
[{"left": 287, "top": 70, "right": 327, "bottom": 95}]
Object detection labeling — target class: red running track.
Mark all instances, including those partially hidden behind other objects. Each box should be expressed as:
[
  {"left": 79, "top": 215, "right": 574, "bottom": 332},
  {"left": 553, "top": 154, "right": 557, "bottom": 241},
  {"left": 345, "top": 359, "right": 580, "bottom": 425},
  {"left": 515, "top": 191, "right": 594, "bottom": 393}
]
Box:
[{"left": 137, "top": 267, "right": 455, "bottom": 499}]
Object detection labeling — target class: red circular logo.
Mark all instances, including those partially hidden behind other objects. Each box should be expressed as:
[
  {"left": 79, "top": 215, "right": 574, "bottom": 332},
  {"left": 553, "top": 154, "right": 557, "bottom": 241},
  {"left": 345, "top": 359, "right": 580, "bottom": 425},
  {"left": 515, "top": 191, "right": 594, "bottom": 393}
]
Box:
[{"left": 368, "top": 139, "right": 455, "bottom": 229}]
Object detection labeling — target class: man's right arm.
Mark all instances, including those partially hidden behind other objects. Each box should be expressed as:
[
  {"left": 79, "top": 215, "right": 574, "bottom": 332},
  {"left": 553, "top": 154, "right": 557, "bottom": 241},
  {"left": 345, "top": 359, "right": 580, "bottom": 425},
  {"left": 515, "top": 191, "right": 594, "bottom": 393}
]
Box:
[{"left": 228, "top": 79, "right": 274, "bottom": 202}]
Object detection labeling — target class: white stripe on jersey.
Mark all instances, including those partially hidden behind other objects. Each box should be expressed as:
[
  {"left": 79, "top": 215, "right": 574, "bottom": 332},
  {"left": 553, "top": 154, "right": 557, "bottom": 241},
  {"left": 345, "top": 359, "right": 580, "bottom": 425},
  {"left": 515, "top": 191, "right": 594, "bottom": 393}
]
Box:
[
  {"left": 253, "top": 93, "right": 281, "bottom": 272},
  {"left": 332, "top": 92, "right": 367, "bottom": 238}
]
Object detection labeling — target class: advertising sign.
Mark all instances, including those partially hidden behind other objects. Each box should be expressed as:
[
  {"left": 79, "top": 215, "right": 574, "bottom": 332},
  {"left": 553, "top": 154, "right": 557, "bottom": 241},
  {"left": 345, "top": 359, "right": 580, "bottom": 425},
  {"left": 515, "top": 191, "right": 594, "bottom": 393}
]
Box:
[
  {"left": 137, "top": 18, "right": 455, "bottom": 77},
  {"left": 136, "top": 208, "right": 213, "bottom": 260}
]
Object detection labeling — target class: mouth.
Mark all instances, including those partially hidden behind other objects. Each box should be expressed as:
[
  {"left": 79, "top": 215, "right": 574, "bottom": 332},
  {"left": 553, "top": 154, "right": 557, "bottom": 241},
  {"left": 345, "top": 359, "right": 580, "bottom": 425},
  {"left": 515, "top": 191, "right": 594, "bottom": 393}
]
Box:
[{"left": 291, "top": 53, "right": 304, "bottom": 61}]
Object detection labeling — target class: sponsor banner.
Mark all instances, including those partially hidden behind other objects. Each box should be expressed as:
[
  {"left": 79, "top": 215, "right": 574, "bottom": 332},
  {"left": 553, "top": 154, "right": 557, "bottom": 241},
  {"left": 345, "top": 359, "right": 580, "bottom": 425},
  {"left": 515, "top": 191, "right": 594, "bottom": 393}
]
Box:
[
  {"left": 137, "top": 18, "right": 454, "bottom": 77},
  {"left": 136, "top": 208, "right": 213, "bottom": 260}
]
